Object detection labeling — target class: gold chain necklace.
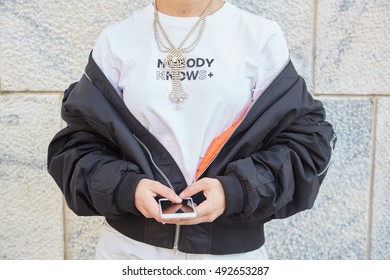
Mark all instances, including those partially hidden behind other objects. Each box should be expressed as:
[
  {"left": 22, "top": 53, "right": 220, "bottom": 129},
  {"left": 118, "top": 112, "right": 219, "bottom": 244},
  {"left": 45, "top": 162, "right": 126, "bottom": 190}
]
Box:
[{"left": 153, "top": 0, "right": 216, "bottom": 110}]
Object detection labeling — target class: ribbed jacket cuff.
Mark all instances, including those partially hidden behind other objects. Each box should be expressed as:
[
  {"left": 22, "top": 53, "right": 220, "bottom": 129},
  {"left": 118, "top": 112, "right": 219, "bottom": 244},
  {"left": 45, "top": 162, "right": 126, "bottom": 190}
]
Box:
[{"left": 216, "top": 174, "right": 245, "bottom": 217}]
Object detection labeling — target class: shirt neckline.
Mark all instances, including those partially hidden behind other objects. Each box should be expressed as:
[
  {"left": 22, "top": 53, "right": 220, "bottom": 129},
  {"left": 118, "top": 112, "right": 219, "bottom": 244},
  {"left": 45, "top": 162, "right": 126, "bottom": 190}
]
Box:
[{"left": 147, "top": 1, "right": 233, "bottom": 26}]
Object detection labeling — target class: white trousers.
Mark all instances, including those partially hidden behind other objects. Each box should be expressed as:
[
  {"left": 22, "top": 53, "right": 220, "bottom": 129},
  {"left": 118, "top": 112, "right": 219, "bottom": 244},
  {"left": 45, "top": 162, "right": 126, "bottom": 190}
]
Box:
[{"left": 95, "top": 221, "right": 268, "bottom": 260}]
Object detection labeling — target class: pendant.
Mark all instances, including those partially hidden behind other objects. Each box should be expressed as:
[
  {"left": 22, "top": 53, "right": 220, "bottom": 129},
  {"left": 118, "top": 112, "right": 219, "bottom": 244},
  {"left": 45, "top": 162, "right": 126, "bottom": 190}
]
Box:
[
  {"left": 169, "top": 78, "right": 187, "bottom": 110},
  {"left": 164, "top": 49, "right": 187, "bottom": 110},
  {"left": 164, "top": 49, "right": 186, "bottom": 69}
]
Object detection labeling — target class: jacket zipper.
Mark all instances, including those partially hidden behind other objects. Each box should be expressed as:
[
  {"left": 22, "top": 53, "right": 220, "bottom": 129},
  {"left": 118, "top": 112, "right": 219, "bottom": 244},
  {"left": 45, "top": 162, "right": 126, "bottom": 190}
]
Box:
[
  {"left": 318, "top": 133, "right": 336, "bottom": 177},
  {"left": 86, "top": 69, "right": 184, "bottom": 249},
  {"left": 133, "top": 135, "right": 181, "bottom": 249},
  {"left": 85, "top": 73, "right": 175, "bottom": 190},
  {"left": 133, "top": 135, "right": 175, "bottom": 191}
]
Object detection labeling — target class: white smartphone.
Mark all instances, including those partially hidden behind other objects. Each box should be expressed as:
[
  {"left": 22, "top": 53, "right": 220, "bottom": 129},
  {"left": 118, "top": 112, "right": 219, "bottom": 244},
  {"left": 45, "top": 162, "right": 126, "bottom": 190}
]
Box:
[{"left": 159, "top": 198, "right": 197, "bottom": 219}]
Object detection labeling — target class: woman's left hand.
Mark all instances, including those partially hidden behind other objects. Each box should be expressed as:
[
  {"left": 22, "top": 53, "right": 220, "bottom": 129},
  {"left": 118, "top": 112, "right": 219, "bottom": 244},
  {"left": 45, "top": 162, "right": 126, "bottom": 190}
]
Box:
[{"left": 170, "top": 178, "right": 226, "bottom": 225}]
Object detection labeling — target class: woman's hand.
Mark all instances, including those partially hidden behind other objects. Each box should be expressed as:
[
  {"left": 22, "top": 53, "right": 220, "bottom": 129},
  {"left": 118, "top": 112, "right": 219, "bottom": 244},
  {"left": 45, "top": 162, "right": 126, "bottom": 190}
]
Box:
[
  {"left": 135, "top": 178, "right": 182, "bottom": 223},
  {"left": 174, "top": 178, "right": 226, "bottom": 225}
]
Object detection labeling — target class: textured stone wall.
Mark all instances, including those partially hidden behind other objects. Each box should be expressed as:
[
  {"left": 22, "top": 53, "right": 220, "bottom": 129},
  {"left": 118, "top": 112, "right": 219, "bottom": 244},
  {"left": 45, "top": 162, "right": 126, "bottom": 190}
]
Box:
[{"left": 0, "top": 0, "right": 389, "bottom": 260}]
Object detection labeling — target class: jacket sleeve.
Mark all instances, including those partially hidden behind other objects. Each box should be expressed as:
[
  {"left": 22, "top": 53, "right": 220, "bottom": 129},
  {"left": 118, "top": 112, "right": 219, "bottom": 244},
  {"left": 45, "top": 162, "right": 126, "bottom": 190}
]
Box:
[
  {"left": 47, "top": 83, "right": 147, "bottom": 219},
  {"left": 217, "top": 81, "right": 336, "bottom": 222}
]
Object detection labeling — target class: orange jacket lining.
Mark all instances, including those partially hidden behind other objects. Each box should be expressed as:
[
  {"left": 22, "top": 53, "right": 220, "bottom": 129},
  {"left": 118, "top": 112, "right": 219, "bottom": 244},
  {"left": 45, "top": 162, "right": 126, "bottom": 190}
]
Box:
[{"left": 195, "top": 119, "right": 241, "bottom": 179}]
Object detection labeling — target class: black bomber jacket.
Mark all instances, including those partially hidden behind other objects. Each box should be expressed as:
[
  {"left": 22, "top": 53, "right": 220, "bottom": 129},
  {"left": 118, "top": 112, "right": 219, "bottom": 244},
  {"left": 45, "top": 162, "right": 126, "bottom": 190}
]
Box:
[{"left": 47, "top": 54, "right": 336, "bottom": 255}]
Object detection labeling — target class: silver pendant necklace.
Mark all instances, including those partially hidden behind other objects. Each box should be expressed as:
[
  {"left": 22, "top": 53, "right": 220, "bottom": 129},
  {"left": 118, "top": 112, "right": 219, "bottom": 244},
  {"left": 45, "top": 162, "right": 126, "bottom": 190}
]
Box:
[{"left": 153, "top": 0, "right": 216, "bottom": 110}]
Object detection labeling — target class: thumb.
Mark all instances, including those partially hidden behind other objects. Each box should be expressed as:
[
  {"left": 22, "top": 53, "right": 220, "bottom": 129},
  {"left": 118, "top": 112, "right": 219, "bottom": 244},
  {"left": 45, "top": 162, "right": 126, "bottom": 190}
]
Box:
[
  {"left": 154, "top": 183, "right": 182, "bottom": 203},
  {"left": 179, "top": 180, "right": 203, "bottom": 199}
]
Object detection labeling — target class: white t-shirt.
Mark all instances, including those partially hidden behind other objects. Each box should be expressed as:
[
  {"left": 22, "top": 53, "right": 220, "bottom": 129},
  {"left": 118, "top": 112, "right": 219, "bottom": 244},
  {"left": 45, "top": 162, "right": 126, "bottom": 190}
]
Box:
[{"left": 92, "top": 2, "right": 290, "bottom": 184}]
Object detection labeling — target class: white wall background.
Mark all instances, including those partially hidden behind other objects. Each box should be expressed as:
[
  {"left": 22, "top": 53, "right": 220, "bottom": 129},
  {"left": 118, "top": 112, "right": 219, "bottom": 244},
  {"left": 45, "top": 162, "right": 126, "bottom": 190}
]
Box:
[{"left": 0, "top": 0, "right": 389, "bottom": 260}]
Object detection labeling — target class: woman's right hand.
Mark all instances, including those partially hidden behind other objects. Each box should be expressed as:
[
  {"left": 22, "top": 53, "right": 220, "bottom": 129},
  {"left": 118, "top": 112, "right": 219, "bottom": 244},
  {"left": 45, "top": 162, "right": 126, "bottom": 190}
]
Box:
[{"left": 134, "top": 178, "right": 182, "bottom": 222}]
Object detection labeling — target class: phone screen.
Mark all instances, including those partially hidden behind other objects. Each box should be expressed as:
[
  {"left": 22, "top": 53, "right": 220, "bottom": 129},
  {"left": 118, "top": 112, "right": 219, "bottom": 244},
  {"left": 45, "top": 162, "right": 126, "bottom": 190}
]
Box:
[{"left": 159, "top": 198, "right": 196, "bottom": 219}]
